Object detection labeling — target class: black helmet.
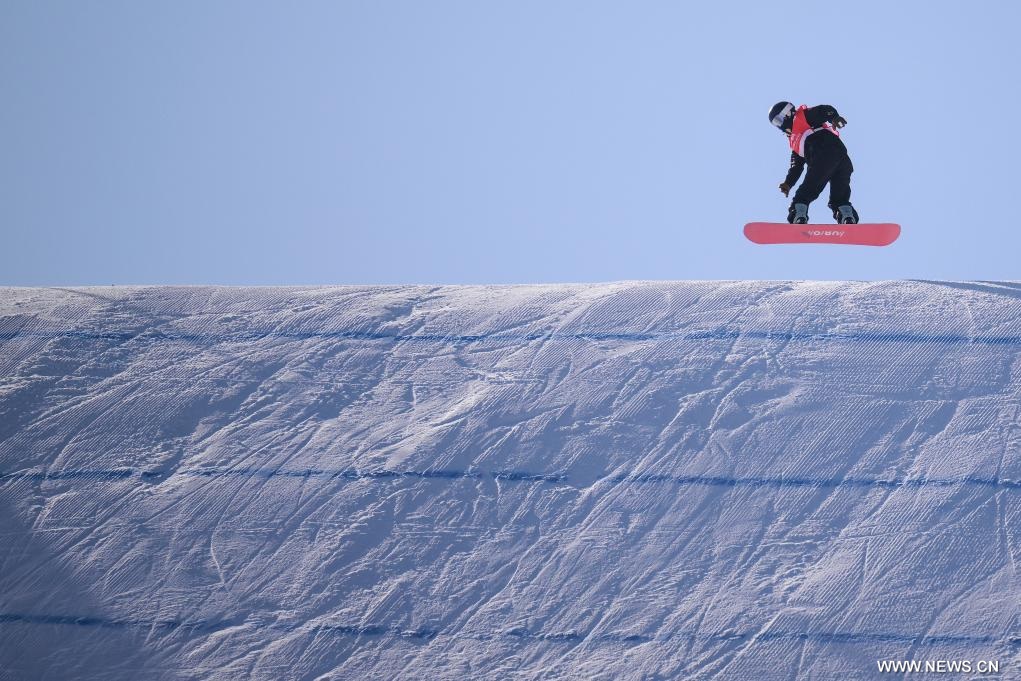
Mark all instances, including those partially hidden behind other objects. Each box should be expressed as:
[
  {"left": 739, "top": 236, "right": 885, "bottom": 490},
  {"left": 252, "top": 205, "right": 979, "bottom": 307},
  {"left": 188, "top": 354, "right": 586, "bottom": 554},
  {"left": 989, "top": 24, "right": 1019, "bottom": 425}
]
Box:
[{"left": 769, "top": 101, "right": 795, "bottom": 132}]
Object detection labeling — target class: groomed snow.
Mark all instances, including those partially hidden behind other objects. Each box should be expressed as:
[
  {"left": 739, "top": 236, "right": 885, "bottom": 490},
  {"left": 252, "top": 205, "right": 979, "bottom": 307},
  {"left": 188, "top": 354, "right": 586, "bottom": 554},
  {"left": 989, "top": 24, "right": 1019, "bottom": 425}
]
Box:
[{"left": 2, "top": 282, "right": 1021, "bottom": 679}]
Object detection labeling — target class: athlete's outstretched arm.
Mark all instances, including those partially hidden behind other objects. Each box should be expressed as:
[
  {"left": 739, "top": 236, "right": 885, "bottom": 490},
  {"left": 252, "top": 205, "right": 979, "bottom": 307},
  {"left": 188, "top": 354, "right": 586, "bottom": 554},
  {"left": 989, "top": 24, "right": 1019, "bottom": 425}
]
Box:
[
  {"left": 805, "top": 105, "right": 846, "bottom": 128},
  {"left": 784, "top": 152, "right": 805, "bottom": 188}
]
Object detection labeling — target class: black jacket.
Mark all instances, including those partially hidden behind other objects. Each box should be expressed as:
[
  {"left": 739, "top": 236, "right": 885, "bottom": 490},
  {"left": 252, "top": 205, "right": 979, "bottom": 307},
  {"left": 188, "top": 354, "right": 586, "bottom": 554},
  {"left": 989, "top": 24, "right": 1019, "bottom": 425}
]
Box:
[{"left": 783, "top": 105, "right": 847, "bottom": 187}]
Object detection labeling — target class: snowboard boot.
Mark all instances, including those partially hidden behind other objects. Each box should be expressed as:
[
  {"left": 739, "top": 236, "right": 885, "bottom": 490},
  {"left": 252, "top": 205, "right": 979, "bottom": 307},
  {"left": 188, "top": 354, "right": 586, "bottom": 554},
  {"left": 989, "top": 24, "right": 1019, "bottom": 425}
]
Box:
[
  {"left": 787, "top": 203, "right": 809, "bottom": 224},
  {"left": 833, "top": 204, "right": 859, "bottom": 224}
]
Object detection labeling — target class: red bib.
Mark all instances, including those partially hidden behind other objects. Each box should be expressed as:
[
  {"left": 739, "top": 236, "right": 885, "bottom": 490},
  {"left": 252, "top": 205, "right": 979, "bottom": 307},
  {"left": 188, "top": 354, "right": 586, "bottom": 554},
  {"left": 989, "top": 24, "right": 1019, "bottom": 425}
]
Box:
[{"left": 789, "top": 105, "right": 838, "bottom": 158}]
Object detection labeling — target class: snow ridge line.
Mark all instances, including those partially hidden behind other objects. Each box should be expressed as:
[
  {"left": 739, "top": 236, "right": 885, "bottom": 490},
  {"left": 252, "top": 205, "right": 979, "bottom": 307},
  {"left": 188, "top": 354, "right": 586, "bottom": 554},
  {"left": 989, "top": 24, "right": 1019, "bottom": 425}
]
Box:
[
  {"left": 0, "top": 469, "right": 568, "bottom": 483},
  {"left": 500, "top": 629, "right": 1018, "bottom": 647},
  {"left": 0, "top": 613, "right": 236, "bottom": 632},
  {"left": 4, "top": 327, "right": 1021, "bottom": 347},
  {"left": 2, "top": 468, "right": 1020, "bottom": 489},
  {"left": 0, "top": 613, "right": 1014, "bottom": 648}
]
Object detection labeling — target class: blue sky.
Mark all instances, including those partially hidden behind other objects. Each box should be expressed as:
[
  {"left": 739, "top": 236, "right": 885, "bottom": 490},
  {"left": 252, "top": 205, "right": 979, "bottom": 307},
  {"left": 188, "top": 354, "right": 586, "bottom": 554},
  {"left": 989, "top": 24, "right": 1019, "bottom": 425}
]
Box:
[{"left": 2, "top": 1, "right": 1019, "bottom": 285}]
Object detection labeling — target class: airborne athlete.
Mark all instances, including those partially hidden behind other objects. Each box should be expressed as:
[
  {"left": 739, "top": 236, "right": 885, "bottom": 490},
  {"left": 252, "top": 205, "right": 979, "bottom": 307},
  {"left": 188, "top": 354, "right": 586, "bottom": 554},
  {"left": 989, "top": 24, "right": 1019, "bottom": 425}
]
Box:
[{"left": 768, "top": 102, "right": 859, "bottom": 225}]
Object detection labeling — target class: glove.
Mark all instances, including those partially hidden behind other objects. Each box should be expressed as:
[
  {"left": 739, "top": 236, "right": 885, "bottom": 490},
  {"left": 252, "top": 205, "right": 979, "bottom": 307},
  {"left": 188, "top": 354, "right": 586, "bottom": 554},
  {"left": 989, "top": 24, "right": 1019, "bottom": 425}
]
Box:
[
  {"left": 779, "top": 182, "right": 791, "bottom": 197},
  {"left": 832, "top": 116, "right": 847, "bottom": 129}
]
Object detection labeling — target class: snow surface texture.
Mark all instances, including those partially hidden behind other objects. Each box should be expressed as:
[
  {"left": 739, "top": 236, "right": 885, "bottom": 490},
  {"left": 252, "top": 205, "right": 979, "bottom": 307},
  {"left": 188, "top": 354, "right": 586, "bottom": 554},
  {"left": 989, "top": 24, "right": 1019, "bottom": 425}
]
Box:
[{"left": 2, "top": 282, "right": 1021, "bottom": 680}]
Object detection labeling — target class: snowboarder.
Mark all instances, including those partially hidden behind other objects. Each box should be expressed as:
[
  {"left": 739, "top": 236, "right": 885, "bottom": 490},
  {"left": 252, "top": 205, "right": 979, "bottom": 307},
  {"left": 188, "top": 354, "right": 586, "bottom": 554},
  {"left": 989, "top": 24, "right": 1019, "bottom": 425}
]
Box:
[{"left": 768, "top": 102, "right": 859, "bottom": 225}]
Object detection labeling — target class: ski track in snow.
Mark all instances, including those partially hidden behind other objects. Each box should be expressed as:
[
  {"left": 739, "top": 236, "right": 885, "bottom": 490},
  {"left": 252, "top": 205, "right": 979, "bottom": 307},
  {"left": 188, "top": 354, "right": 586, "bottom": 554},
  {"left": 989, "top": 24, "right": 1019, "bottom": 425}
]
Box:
[{"left": 2, "top": 282, "right": 1021, "bottom": 680}]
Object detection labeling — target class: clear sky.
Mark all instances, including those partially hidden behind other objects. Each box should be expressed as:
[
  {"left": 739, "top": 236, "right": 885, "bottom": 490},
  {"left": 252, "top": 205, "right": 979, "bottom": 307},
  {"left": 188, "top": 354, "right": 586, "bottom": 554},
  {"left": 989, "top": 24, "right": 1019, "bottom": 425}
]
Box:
[{"left": 2, "top": 1, "right": 1019, "bottom": 285}]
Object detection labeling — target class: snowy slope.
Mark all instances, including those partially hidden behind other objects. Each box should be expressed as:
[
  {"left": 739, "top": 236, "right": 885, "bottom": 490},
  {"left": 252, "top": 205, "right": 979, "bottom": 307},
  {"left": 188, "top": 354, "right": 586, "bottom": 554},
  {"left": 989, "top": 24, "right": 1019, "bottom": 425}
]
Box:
[{"left": 2, "top": 282, "right": 1021, "bottom": 680}]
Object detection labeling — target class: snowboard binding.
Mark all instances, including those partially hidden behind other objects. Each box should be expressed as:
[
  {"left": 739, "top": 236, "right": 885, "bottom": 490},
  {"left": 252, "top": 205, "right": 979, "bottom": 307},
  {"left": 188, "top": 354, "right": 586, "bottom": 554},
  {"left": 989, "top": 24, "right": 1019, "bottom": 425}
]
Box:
[
  {"left": 832, "top": 204, "right": 859, "bottom": 224},
  {"left": 787, "top": 203, "right": 809, "bottom": 225}
]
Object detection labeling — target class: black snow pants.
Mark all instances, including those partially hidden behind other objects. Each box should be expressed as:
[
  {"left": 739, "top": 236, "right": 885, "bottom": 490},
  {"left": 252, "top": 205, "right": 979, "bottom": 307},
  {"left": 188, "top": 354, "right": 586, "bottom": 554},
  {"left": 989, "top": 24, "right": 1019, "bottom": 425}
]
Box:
[{"left": 791, "top": 133, "right": 854, "bottom": 219}]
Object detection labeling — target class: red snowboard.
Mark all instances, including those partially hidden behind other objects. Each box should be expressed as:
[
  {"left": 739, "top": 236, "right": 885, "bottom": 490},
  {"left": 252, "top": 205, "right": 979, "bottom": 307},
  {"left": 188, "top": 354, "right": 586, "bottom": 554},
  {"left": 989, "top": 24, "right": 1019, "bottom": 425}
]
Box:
[{"left": 744, "top": 222, "right": 900, "bottom": 246}]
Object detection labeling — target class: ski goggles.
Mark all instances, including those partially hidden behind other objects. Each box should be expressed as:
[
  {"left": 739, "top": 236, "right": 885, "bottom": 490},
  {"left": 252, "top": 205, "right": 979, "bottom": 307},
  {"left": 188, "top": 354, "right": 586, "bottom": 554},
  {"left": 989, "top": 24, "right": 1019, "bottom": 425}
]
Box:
[{"left": 771, "top": 103, "right": 795, "bottom": 129}]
